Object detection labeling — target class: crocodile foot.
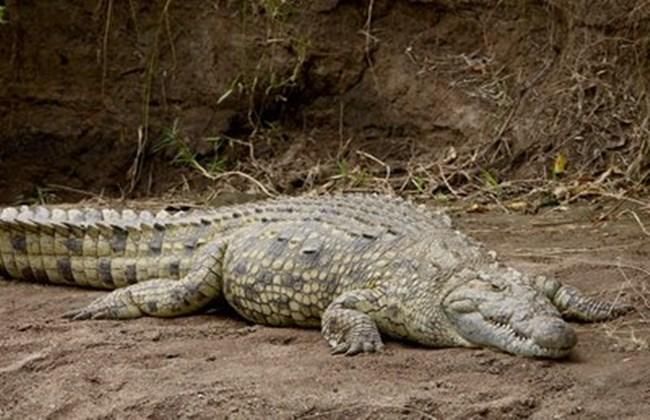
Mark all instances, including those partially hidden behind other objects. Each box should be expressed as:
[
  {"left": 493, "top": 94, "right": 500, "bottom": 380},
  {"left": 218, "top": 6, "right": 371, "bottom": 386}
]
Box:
[{"left": 322, "top": 309, "right": 384, "bottom": 356}]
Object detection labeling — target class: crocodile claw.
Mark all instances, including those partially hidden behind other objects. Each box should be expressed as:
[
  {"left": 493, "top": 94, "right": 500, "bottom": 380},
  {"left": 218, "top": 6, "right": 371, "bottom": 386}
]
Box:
[
  {"left": 62, "top": 290, "right": 143, "bottom": 320},
  {"left": 62, "top": 308, "right": 89, "bottom": 320},
  {"left": 62, "top": 306, "right": 114, "bottom": 320},
  {"left": 327, "top": 327, "right": 384, "bottom": 356},
  {"left": 330, "top": 338, "right": 384, "bottom": 356}
]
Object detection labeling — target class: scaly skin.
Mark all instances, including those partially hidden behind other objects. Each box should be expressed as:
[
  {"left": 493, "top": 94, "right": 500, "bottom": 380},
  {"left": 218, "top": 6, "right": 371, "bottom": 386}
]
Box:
[{"left": 0, "top": 195, "right": 632, "bottom": 358}]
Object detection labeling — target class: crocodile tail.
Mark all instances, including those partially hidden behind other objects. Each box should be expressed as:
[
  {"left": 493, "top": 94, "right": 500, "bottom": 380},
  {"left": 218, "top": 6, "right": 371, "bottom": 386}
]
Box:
[
  {"left": 552, "top": 284, "right": 634, "bottom": 321},
  {"left": 533, "top": 275, "right": 633, "bottom": 321},
  {"left": 0, "top": 206, "right": 212, "bottom": 290}
]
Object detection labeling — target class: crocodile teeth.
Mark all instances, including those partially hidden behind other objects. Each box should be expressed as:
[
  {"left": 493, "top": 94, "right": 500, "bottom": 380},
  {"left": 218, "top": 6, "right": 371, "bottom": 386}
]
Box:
[
  {"left": 490, "top": 320, "right": 528, "bottom": 343},
  {"left": 488, "top": 319, "right": 572, "bottom": 357}
]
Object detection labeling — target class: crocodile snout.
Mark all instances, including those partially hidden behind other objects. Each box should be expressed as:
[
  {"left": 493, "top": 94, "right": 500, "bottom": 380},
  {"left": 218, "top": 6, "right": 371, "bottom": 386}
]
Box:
[{"left": 530, "top": 316, "right": 577, "bottom": 350}]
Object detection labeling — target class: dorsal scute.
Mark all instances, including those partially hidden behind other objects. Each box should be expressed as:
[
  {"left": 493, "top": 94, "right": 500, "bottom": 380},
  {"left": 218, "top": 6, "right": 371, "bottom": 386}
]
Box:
[
  {"left": 121, "top": 209, "right": 138, "bottom": 220},
  {"left": 84, "top": 208, "right": 103, "bottom": 223},
  {"left": 16, "top": 207, "right": 35, "bottom": 221},
  {"left": 155, "top": 210, "right": 170, "bottom": 220},
  {"left": 33, "top": 206, "right": 50, "bottom": 220},
  {"left": 51, "top": 208, "right": 67, "bottom": 221},
  {"left": 0, "top": 205, "right": 214, "bottom": 242},
  {"left": 139, "top": 210, "right": 154, "bottom": 222},
  {"left": 101, "top": 209, "right": 120, "bottom": 223},
  {"left": 0, "top": 207, "right": 19, "bottom": 221},
  {"left": 67, "top": 209, "right": 85, "bottom": 224}
]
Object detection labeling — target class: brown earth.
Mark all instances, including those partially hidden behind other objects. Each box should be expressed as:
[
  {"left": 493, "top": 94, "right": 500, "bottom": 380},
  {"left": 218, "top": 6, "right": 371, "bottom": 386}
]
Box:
[{"left": 1, "top": 205, "right": 649, "bottom": 420}]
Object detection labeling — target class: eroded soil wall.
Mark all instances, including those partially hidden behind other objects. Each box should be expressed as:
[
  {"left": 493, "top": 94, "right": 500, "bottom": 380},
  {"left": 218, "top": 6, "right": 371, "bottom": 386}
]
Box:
[{"left": 1, "top": 1, "right": 649, "bottom": 203}]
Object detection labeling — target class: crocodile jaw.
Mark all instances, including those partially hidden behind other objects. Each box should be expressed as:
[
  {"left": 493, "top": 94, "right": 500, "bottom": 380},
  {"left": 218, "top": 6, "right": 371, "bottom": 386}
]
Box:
[{"left": 445, "top": 309, "right": 577, "bottom": 358}]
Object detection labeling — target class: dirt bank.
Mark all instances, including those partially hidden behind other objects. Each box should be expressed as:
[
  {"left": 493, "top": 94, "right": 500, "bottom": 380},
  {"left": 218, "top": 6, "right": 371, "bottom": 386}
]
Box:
[{"left": 1, "top": 1, "right": 649, "bottom": 203}]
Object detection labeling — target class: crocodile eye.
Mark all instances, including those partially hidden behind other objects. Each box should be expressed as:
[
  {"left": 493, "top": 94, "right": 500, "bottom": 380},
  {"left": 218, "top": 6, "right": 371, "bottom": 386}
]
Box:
[{"left": 490, "top": 283, "right": 505, "bottom": 292}]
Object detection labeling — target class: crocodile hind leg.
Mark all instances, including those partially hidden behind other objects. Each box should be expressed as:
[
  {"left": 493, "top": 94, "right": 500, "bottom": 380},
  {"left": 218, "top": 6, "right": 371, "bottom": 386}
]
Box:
[
  {"left": 321, "top": 289, "right": 388, "bottom": 356},
  {"left": 534, "top": 276, "right": 634, "bottom": 322},
  {"left": 63, "top": 241, "right": 226, "bottom": 320}
]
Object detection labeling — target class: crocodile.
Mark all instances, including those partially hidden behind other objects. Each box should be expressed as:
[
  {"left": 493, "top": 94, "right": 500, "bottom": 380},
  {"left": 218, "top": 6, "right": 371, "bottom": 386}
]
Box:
[{"left": 0, "top": 194, "right": 631, "bottom": 358}]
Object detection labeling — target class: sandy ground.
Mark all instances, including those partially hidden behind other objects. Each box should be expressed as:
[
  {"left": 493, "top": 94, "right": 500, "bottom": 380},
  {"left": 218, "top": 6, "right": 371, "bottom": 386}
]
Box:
[{"left": 1, "top": 205, "right": 649, "bottom": 420}]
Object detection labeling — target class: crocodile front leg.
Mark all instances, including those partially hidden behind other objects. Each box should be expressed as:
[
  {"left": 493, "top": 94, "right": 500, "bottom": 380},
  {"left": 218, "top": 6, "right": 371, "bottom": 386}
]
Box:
[
  {"left": 63, "top": 241, "right": 226, "bottom": 320},
  {"left": 321, "top": 289, "right": 387, "bottom": 356},
  {"left": 535, "top": 276, "right": 633, "bottom": 322}
]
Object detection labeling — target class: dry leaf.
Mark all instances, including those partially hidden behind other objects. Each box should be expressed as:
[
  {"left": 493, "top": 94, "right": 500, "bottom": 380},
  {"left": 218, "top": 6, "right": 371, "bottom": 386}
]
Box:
[{"left": 553, "top": 153, "right": 567, "bottom": 176}]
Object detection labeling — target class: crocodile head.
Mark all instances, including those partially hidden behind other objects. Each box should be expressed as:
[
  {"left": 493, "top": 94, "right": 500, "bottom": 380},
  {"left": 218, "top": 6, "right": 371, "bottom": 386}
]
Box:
[{"left": 441, "top": 267, "right": 577, "bottom": 358}]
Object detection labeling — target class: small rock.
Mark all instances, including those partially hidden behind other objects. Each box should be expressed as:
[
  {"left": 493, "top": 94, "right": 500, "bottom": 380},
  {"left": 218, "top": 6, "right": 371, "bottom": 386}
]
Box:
[{"left": 569, "top": 406, "right": 583, "bottom": 415}]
